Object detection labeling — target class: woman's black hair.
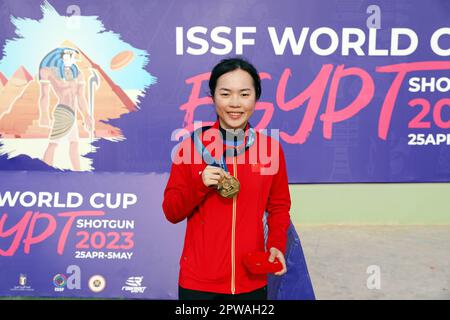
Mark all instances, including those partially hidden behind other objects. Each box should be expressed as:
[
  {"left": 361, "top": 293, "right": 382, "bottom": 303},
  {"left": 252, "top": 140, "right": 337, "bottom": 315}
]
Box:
[{"left": 209, "top": 57, "right": 261, "bottom": 100}]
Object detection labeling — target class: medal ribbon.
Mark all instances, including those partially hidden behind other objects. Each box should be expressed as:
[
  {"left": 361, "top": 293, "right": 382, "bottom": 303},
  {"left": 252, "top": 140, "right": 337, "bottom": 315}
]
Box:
[{"left": 192, "top": 124, "right": 256, "bottom": 172}]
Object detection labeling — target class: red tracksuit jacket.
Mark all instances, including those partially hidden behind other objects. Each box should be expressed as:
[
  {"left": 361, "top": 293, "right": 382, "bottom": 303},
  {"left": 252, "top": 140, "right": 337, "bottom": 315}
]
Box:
[{"left": 162, "top": 121, "right": 291, "bottom": 294}]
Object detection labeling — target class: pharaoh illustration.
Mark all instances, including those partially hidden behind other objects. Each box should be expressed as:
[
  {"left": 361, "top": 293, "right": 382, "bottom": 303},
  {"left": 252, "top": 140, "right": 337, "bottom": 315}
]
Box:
[
  {"left": 38, "top": 47, "right": 93, "bottom": 171},
  {"left": 0, "top": 2, "right": 154, "bottom": 171}
]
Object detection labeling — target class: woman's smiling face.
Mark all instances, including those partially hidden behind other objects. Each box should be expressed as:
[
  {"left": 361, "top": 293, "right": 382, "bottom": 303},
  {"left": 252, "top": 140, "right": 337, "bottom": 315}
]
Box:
[{"left": 213, "top": 68, "right": 257, "bottom": 130}]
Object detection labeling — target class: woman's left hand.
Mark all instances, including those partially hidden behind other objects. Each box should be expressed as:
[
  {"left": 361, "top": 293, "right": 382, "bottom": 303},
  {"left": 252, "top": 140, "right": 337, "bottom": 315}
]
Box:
[{"left": 269, "top": 247, "right": 287, "bottom": 276}]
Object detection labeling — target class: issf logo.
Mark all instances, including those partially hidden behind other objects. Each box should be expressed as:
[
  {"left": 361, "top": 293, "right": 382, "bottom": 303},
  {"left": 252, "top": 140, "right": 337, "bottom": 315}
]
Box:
[
  {"left": 53, "top": 265, "right": 81, "bottom": 292},
  {"left": 53, "top": 274, "right": 67, "bottom": 290}
]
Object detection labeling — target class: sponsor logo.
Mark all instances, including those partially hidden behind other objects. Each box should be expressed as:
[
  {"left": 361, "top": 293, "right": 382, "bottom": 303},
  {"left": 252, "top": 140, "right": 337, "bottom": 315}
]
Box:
[
  {"left": 19, "top": 274, "right": 27, "bottom": 286},
  {"left": 121, "top": 276, "right": 147, "bottom": 294},
  {"left": 53, "top": 274, "right": 67, "bottom": 288},
  {"left": 10, "top": 273, "right": 34, "bottom": 292},
  {"left": 53, "top": 265, "right": 81, "bottom": 292},
  {"left": 88, "top": 275, "right": 106, "bottom": 293}
]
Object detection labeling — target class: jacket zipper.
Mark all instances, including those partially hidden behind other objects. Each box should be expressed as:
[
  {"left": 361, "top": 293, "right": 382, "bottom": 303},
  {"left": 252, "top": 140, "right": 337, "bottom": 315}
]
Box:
[{"left": 231, "top": 156, "right": 237, "bottom": 294}]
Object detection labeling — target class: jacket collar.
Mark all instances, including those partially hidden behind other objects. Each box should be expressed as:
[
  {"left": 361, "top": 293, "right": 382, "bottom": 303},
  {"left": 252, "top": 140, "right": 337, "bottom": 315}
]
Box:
[{"left": 212, "top": 119, "right": 250, "bottom": 144}]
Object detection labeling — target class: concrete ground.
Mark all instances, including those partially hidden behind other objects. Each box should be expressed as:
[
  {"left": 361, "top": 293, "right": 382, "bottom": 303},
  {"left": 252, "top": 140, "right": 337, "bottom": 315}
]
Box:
[{"left": 295, "top": 225, "right": 450, "bottom": 300}]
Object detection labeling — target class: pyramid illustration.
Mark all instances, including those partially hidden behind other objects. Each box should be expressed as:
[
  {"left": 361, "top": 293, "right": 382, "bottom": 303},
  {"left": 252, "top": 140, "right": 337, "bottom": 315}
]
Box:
[
  {"left": 0, "top": 72, "right": 7, "bottom": 87},
  {"left": 0, "top": 40, "right": 136, "bottom": 139},
  {"left": 0, "top": 67, "right": 33, "bottom": 121}
]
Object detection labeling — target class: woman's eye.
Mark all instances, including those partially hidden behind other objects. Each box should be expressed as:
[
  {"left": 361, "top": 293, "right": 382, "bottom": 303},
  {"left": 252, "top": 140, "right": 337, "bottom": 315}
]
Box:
[{"left": 221, "top": 93, "right": 229, "bottom": 97}]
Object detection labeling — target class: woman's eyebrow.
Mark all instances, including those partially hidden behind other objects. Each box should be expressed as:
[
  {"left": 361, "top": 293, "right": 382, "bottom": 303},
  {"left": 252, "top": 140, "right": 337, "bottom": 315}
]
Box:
[{"left": 218, "top": 88, "right": 251, "bottom": 91}]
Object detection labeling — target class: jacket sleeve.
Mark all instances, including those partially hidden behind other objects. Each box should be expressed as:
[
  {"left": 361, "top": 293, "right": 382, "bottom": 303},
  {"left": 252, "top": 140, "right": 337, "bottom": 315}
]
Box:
[
  {"left": 162, "top": 160, "right": 213, "bottom": 224},
  {"left": 266, "top": 144, "right": 291, "bottom": 254}
]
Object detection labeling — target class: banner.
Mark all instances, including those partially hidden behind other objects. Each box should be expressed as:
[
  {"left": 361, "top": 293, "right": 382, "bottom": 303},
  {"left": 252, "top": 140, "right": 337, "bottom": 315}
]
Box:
[
  {"left": 0, "top": 171, "right": 185, "bottom": 298},
  {"left": 0, "top": 0, "right": 448, "bottom": 182},
  {"left": 0, "top": 171, "right": 315, "bottom": 299},
  {"left": 1, "top": 0, "right": 448, "bottom": 300}
]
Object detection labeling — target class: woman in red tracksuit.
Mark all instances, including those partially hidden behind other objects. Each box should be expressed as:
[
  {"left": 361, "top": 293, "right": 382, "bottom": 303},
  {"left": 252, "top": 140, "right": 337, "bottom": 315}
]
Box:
[{"left": 162, "top": 58, "right": 291, "bottom": 300}]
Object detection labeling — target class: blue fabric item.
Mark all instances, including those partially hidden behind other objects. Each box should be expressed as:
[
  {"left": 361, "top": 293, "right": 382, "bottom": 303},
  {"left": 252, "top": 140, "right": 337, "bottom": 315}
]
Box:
[{"left": 267, "top": 222, "right": 316, "bottom": 300}]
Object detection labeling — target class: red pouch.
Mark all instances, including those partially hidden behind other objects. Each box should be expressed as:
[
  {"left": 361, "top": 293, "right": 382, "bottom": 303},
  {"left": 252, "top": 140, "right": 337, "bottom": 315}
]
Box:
[{"left": 243, "top": 252, "right": 283, "bottom": 274}]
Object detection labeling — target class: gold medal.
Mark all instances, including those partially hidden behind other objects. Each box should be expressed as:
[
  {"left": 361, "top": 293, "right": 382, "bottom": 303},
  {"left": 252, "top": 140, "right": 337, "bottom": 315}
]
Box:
[{"left": 217, "top": 175, "right": 240, "bottom": 198}]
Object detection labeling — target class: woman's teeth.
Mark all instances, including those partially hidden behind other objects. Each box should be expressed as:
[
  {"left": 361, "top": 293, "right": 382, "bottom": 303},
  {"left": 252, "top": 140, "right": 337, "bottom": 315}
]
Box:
[{"left": 228, "top": 112, "right": 243, "bottom": 119}]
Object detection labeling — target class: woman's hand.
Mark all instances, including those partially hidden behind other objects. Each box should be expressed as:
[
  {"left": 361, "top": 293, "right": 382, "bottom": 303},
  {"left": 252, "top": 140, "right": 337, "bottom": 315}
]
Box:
[
  {"left": 269, "top": 247, "right": 287, "bottom": 276},
  {"left": 201, "top": 165, "right": 228, "bottom": 188}
]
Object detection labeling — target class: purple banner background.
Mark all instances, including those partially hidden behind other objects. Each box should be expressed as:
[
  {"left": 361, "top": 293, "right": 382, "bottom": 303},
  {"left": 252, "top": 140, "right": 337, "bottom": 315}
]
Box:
[
  {"left": 0, "top": 0, "right": 449, "bottom": 182},
  {"left": 0, "top": 172, "right": 315, "bottom": 299},
  {"left": 0, "top": 171, "right": 184, "bottom": 299},
  {"left": 0, "top": 0, "right": 448, "bottom": 300}
]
